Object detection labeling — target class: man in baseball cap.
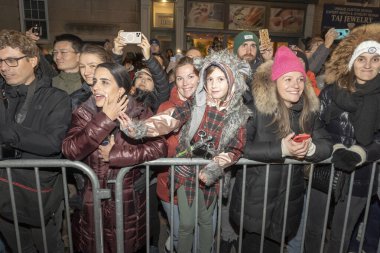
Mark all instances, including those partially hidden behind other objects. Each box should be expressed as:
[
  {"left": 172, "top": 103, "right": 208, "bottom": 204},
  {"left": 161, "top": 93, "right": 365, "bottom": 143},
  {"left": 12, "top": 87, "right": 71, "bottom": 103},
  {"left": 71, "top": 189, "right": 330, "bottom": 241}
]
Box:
[{"left": 150, "top": 38, "right": 160, "bottom": 54}]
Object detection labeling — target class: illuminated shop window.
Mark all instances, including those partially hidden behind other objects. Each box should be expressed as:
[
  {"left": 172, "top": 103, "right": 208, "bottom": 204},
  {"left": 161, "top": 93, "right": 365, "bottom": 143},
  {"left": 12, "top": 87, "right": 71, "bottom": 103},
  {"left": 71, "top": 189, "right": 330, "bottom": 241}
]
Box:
[{"left": 153, "top": 1, "right": 175, "bottom": 28}]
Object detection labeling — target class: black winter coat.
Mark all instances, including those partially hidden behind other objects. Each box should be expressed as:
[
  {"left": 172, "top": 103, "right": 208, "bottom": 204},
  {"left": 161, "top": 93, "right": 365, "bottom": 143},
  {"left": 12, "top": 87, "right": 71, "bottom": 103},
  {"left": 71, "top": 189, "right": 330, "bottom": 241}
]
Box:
[
  {"left": 230, "top": 61, "right": 332, "bottom": 242},
  {"left": 319, "top": 83, "right": 380, "bottom": 197},
  {"left": 0, "top": 76, "right": 72, "bottom": 226}
]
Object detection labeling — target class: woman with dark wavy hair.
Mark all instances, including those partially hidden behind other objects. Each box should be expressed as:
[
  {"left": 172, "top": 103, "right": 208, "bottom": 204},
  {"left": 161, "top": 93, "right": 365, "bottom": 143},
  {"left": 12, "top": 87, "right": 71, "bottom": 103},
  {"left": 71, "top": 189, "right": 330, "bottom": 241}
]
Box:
[{"left": 62, "top": 62, "right": 167, "bottom": 253}]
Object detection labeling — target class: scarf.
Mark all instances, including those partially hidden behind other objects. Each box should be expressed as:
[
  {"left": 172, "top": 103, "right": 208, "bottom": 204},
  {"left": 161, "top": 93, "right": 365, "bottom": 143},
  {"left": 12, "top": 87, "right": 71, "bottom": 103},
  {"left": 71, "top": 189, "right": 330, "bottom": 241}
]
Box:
[{"left": 328, "top": 74, "right": 380, "bottom": 146}]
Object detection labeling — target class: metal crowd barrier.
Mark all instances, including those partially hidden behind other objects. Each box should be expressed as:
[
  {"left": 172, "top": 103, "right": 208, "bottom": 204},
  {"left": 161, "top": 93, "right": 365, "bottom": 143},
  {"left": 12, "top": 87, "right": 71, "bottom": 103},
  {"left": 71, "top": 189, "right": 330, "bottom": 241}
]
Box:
[
  {"left": 1, "top": 158, "right": 377, "bottom": 253},
  {"left": 114, "top": 158, "right": 379, "bottom": 253},
  {"left": 0, "top": 159, "right": 106, "bottom": 253}
]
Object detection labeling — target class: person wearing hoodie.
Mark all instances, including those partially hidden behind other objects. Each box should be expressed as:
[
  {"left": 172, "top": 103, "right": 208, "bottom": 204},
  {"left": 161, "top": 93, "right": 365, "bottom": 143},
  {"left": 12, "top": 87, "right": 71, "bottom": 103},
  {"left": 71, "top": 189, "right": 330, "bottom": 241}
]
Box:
[
  {"left": 304, "top": 23, "right": 380, "bottom": 253},
  {"left": 119, "top": 50, "right": 252, "bottom": 253},
  {"left": 229, "top": 46, "right": 332, "bottom": 253}
]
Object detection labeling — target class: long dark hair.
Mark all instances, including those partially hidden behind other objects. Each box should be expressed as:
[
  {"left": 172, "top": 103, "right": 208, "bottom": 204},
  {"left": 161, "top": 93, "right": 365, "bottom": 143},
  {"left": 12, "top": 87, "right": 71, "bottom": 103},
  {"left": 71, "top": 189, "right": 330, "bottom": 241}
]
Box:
[{"left": 96, "top": 63, "right": 132, "bottom": 94}]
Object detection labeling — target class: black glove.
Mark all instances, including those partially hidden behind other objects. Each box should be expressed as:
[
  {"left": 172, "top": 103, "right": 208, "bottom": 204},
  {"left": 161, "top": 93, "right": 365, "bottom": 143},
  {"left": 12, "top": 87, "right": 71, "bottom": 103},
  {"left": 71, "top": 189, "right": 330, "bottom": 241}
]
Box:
[{"left": 332, "top": 148, "right": 361, "bottom": 172}]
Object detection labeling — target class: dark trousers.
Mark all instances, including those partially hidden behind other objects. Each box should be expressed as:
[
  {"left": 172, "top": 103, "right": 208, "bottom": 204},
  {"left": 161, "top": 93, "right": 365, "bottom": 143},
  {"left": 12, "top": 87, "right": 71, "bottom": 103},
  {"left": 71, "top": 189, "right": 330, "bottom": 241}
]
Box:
[
  {"left": 242, "top": 232, "right": 281, "bottom": 253},
  {"left": 304, "top": 188, "right": 367, "bottom": 253},
  {"left": 0, "top": 201, "right": 64, "bottom": 253},
  {"left": 149, "top": 183, "right": 160, "bottom": 247},
  {"left": 349, "top": 196, "right": 380, "bottom": 253}
]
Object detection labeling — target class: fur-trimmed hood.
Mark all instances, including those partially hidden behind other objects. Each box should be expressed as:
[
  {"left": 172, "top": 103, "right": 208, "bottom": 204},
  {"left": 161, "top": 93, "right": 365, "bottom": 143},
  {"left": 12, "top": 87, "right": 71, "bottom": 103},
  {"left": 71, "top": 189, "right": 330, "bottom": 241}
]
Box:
[
  {"left": 252, "top": 60, "right": 320, "bottom": 115},
  {"left": 325, "top": 23, "right": 380, "bottom": 84},
  {"left": 192, "top": 49, "right": 251, "bottom": 110}
]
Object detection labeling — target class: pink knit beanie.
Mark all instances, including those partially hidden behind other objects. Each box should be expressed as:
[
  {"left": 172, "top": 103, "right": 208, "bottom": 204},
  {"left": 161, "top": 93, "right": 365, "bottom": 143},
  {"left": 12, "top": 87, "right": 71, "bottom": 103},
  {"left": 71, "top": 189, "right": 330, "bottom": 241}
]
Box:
[{"left": 271, "top": 46, "right": 306, "bottom": 81}]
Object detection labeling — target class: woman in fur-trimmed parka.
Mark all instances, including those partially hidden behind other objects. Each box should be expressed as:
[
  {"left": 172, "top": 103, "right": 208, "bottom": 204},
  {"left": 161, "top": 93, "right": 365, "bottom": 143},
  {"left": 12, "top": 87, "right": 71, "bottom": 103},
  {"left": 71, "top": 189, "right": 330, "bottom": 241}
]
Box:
[
  {"left": 304, "top": 23, "right": 380, "bottom": 253},
  {"left": 230, "top": 46, "right": 332, "bottom": 253}
]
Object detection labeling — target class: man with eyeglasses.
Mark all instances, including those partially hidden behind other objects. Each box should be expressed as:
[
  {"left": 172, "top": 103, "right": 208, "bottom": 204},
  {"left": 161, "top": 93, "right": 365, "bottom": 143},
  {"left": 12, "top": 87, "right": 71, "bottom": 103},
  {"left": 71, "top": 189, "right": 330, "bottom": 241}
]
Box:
[
  {"left": 0, "top": 29, "right": 71, "bottom": 252},
  {"left": 52, "top": 33, "right": 83, "bottom": 94}
]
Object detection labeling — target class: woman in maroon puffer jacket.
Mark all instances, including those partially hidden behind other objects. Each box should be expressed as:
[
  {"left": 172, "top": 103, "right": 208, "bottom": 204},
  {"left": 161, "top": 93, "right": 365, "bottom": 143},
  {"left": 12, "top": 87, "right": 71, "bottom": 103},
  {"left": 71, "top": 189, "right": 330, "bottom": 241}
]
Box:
[{"left": 62, "top": 63, "right": 167, "bottom": 253}]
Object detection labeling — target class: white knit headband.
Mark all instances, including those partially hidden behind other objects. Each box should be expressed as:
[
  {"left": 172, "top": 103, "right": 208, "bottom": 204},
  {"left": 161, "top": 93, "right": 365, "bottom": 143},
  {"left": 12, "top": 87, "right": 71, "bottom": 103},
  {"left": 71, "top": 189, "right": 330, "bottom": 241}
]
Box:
[{"left": 348, "top": 40, "right": 380, "bottom": 70}]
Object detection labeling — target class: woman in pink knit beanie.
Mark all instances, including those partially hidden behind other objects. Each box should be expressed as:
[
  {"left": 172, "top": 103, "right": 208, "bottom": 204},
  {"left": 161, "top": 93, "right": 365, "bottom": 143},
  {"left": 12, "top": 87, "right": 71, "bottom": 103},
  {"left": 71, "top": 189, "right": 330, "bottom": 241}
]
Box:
[{"left": 229, "top": 45, "right": 332, "bottom": 252}]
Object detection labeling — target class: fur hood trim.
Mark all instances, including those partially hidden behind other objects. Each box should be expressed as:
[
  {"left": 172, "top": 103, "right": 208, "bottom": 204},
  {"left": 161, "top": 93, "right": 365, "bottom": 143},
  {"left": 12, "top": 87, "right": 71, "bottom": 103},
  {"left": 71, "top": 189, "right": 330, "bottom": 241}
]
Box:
[
  {"left": 252, "top": 60, "right": 319, "bottom": 115},
  {"left": 325, "top": 23, "right": 380, "bottom": 84}
]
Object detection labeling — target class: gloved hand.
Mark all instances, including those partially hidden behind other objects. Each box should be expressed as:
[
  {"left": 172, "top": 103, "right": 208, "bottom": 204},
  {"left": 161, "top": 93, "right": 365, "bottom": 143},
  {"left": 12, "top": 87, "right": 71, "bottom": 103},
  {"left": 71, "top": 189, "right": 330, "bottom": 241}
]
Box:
[
  {"left": 199, "top": 162, "right": 223, "bottom": 186},
  {"left": 332, "top": 148, "right": 361, "bottom": 172}
]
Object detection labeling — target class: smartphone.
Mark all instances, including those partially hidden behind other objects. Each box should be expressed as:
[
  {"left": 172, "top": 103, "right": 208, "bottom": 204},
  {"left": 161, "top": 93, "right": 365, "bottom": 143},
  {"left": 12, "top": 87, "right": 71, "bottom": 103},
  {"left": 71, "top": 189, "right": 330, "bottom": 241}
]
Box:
[
  {"left": 32, "top": 25, "right": 42, "bottom": 36},
  {"left": 293, "top": 133, "right": 311, "bottom": 143},
  {"left": 119, "top": 32, "right": 142, "bottom": 44},
  {"left": 335, "top": 29, "right": 350, "bottom": 40}
]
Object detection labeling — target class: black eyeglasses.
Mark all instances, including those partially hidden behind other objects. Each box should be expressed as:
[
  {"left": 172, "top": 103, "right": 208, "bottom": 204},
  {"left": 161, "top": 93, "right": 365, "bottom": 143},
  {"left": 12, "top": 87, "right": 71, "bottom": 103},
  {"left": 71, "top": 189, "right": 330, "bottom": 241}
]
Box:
[{"left": 0, "top": 55, "right": 27, "bottom": 67}]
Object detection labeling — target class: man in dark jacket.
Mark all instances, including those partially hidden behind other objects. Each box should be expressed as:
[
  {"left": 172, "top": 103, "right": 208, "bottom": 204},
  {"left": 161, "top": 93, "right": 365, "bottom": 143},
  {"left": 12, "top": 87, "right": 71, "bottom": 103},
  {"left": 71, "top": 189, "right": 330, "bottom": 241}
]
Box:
[{"left": 0, "top": 29, "right": 71, "bottom": 252}]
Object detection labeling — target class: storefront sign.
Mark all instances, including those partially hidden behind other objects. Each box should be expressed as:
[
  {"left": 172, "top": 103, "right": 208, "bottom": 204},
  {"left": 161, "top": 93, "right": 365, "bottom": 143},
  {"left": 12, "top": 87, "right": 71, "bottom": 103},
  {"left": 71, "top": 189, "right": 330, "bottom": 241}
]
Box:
[{"left": 322, "top": 4, "right": 380, "bottom": 31}]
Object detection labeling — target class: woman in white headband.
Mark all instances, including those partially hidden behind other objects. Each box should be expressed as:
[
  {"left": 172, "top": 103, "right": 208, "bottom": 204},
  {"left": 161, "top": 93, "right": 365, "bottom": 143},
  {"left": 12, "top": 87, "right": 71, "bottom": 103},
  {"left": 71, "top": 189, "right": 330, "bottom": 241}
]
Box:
[{"left": 305, "top": 23, "right": 380, "bottom": 253}]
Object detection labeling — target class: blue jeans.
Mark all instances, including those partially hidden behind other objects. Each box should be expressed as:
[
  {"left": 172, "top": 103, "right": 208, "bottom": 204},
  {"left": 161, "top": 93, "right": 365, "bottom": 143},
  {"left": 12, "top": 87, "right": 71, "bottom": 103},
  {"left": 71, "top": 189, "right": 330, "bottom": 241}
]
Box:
[{"left": 287, "top": 194, "right": 307, "bottom": 253}]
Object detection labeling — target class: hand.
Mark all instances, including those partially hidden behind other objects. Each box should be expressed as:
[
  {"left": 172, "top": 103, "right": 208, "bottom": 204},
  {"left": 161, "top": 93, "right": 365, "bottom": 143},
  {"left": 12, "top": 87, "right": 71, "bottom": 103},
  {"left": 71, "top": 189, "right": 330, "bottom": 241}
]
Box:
[
  {"left": 324, "top": 28, "right": 338, "bottom": 49},
  {"left": 199, "top": 162, "right": 223, "bottom": 186},
  {"left": 25, "top": 28, "right": 40, "bottom": 42},
  {"left": 332, "top": 148, "right": 361, "bottom": 172},
  {"left": 117, "top": 111, "right": 133, "bottom": 130},
  {"left": 138, "top": 34, "right": 151, "bottom": 60},
  {"left": 112, "top": 30, "right": 128, "bottom": 55},
  {"left": 102, "top": 94, "right": 128, "bottom": 121},
  {"left": 259, "top": 43, "right": 274, "bottom": 62},
  {"left": 98, "top": 134, "right": 115, "bottom": 162},
  {"left": 282, "top": 133, "right": 311, "bottom": 159}
]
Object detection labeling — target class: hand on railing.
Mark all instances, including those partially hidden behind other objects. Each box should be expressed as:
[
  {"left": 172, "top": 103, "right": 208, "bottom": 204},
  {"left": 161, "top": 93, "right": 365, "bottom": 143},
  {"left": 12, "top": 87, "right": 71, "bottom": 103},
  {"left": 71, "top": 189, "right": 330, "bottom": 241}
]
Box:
[
  {"left": 199, "top": 162, "right": 223, "bottom": 186},
  {"left": 331, "top": 145, "right": 366, "bottom": 172}
]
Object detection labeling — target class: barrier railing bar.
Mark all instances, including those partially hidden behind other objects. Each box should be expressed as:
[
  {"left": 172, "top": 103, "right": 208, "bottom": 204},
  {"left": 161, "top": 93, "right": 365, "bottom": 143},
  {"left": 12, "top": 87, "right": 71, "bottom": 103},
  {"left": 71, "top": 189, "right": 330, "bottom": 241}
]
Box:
[
  {"left": 216, "top": 177, "right": 223, "bottom": 253},
  {"left": 339, "top": 171, "right": 355, "bottom": 253},
  {"left": 300, "top": 164, "right": 315, "bottom": 253},
  {"left": 358, "top": 163, "right": 377, "bottom": 252},
  {"left": 62, "top": 167, "right": 74, "bottom": 253},
  {"left": 260, "top": 164, "right": 270, "bottom": 253},
  {"left": 115, "top": 166, "right": 133, "bottom": 253},
  {"left": 194, "top": 165, "right": 200, "bottom": 253},
  {"left": 320, "top": 164, "right": 335, "bottom": 253},
  {"left": 34, "top": 167, "right": 48, "bottom": 253},
  {"left": 238, "top": 165, "right": 247, "bottom": 253},
  {"left": 280, "top": 164, "right": 293, "bottom": 253},
  {"left": 170, "top": 165, "right": 175, "bottom": 253},
  {"left": 146, "top": 165, "right": 150, "bottom": 253},
  {"left": 6, "top": 167, "right": 21, "bottom": 252}
]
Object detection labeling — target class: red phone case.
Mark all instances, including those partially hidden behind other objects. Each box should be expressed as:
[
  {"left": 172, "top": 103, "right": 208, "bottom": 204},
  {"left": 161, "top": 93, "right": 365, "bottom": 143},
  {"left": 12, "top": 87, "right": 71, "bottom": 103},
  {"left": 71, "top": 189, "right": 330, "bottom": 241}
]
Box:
[{"left": 293, "top": 133, "right": 311, "bottom": 143}]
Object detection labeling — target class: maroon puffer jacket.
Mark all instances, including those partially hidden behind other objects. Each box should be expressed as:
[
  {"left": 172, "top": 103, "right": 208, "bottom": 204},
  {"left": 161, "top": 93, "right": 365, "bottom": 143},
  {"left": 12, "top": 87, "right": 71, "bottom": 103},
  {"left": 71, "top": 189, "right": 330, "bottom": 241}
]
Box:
[{"left": 62, "top": 97, "right": 167, "bottom": 253}]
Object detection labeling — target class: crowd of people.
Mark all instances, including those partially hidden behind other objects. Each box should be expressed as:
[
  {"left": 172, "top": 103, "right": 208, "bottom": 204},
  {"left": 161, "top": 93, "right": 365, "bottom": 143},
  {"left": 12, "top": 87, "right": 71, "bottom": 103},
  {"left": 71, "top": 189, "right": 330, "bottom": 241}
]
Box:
[{"left": 0, "top": 22, "right": 379, "bottom": 253}]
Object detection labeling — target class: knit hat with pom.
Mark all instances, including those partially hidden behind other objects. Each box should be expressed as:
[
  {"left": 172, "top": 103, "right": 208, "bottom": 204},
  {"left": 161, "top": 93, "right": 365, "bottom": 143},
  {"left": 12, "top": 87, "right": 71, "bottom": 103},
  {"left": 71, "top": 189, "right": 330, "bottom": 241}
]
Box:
[{"left": 271, "top": 46, "right": 306, "bottom": 81}]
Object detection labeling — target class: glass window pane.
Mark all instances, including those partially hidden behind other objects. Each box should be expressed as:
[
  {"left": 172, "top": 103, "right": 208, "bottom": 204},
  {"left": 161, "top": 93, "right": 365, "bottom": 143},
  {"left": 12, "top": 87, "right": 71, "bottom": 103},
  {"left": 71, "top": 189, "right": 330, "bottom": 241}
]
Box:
[
  {"left": 23, "top": 0, "right": 31, "bottom": 9},
  {"left": 32, "top": 10, "right": 38, "bottom": 19},
  {"left": 153, "top": 2, "right": 174, "bottom": 28}
]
